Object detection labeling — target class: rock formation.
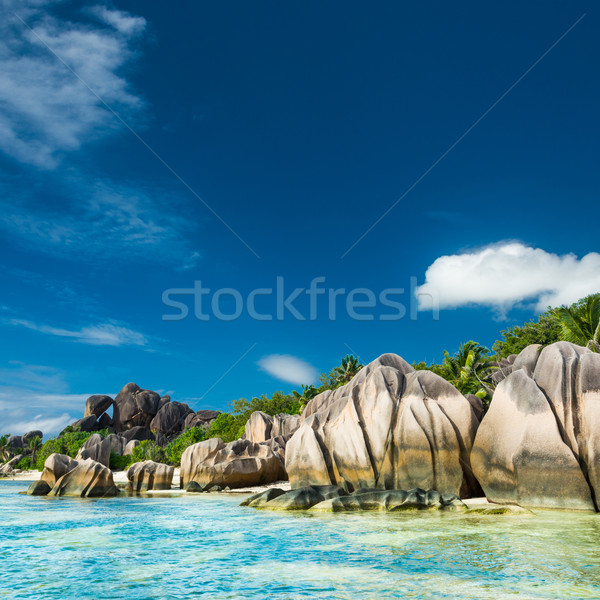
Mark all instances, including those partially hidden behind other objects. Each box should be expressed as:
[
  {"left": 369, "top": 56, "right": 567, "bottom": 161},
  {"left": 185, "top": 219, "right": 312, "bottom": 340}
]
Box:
[
  {"left": 184, "top": 410, "right": 221, "bottom": 430},
  {"left": 150, "top": 401, "right": 194, "bottom": 437},
  {"left": 48, "top": 458, "right": 118, "bottom": 497},
  {"left": 76, "top": 433, "right": 128, "bottom": 468},
  {"left": 472, "top": 341, "right": 600, "bottom": 511},
  {"left": 285, "top": 353, "right": 482, "bottom": 497},
  {"left": 113, "top": 383, "right": 162, "bottom": 432},
  {"left": 180, "top": 437, "right": 285, "bottom": 489},
  {"left": 127, "top": 460, "right": 174, "bottom": 492},
  {"left": 84, "top": 395, "right": 114, "bottom": 419},
  {"left": 244, "top": 411, "right": 300, "bottom": 443},
  {"left": 40, "top": 453, "right": 79, "bottom": 487}
]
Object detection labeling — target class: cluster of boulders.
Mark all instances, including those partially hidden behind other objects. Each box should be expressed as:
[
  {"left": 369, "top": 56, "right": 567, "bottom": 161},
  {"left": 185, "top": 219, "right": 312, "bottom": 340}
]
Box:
[
  {"left": 70, "top": 383, "right": 220, "bottom": 444},
  {"left": 0, "top": 430, "right": 44, "bottom": 476},
  {"left": 27, "top": 453, "right": 177, "bottom": 497},
  {"left": 18, "top": 341, "right": 600, "bottom": 514}
]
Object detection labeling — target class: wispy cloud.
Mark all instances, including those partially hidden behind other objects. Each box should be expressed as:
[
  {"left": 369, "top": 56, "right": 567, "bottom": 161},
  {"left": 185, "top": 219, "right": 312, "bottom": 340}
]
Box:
[
  {"left": 9, "top": 318, "right": 148, "bottom": 347},
  {"left": 0, "top": 175, "right": 202, "bottom": 266},
  {"left": 416, "top": 242, "right": 600, "bottom": 312},
  {"left": 0, "top": 0, "right": 145, "bottom": 168},
  {"left": 258, "top": 354, "right": 318, "bottom": 386}
]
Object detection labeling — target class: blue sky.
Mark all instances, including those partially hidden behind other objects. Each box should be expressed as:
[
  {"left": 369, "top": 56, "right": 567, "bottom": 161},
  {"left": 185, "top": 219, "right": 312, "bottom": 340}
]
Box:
[{"left": 1, "top": 0, "right": 599, "bottom": 435}]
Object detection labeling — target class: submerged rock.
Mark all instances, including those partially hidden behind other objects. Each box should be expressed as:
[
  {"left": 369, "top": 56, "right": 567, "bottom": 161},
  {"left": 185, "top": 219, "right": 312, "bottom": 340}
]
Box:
[
  {"left": 180, "top": 437, "right": 285, "bottom": 489},
  {"left": 27, "top": 480, "right": 52, "bottom": 496},
  {"left": 286, "top": 353, "right": 482, "bottom": 497},
  {"left": 258, "top": 485, "right": 348, "bottom": 510},
  {"left": 472, "top": 342, "right": 600, "bottom": 511},
  {"left": 310, "top": 488, "right": 466, "bottom": 512},
  {"left": 48, "top": 458, "right": 118, "bottom": 498},
  {"left": 127, "top": 460, "right": 174, "bottom": 492},
  {"left": 239, "top": 487, "right": 287, "bottom": 507}
]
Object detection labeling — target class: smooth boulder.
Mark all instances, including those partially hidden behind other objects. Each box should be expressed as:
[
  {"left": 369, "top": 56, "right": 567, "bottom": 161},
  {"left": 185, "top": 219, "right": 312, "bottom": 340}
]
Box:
[
  {"left": 84, "top": 395, "right": 114, "bottom": 419},
  {"left": 113, "top": 383, "right": 161, "bottom": 432},
  {"left": 48, "top": 458, "right": 118, "bottom": 497},
  {"left": 180, "top": 437, "right": 285, "bottom": 489},
  {"left": 40, "top": 453, "right": 78, "bottom": 487},
  {"left": 472, "top": 342, "right": 600, "bottom": 511},
  {"left": 127, "top": 460, "right": 174, "bottom": 492},
  {"left": 150, "top": 401, "right": 193, "bottom": 438}
]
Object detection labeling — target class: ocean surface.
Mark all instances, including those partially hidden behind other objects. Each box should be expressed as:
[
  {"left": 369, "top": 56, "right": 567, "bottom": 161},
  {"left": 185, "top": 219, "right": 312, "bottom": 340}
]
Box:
[{"left": 1, "top": 481, "right": 599, "bottom": 599}]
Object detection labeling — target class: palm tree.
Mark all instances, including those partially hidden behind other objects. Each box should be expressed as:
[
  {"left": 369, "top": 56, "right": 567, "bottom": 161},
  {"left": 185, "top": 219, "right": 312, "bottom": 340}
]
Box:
[
  {"left": 26, "top": 436, "right": 42, "bottom": 464},
  {"left": 331, "top": 355, "right": 363, "bottom": 386},
  {"left": 556, "top": 294, "right": 600, "bottom": 352},
  {"left": 442, "top": 341, "right": 495, "bottom": 399},
  {"left": 292, "top": 384, "right": 319, "bottom": 411}
]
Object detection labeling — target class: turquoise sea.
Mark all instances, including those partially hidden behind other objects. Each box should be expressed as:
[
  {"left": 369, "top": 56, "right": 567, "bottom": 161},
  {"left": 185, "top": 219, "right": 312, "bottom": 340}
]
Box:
[{"left": 1, "top": 480, "right": 599, "bottom": 599}]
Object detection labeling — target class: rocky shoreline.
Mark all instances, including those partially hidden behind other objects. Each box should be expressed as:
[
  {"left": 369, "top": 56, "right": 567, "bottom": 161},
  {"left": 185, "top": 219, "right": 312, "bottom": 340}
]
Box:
[{"left": 3, "top": 341, "right": 600, "bottom": 514}]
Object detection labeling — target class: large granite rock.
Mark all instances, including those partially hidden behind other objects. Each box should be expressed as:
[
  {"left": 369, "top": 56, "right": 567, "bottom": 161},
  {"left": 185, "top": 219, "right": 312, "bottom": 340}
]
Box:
[
  {"left": 0, "top": 455, "right": 23, "bottom": 476},
  {"left": 7, "top": 435, "right": 23, "bottom": 450},
  {"left": 40, "top": 453, "right": 79, "bottom": 487},
  {"left": 127, "top": 460, "right": 174, "bottom": 492},
  {"left": 48, "top": 458, "right": 118, "bottom": 498},
  {"left": 244, "top": 411, "right": 301, "bottom": 442},
  {"left": 150, "top": 401, "right": 194, "bottom": 437},
  {"left": 113, "top": 383, "right": 161, "bottom": 432},
  {"left": 120, "top": 426, "right": 155, "bottom": 443},
  {"left": 184, "top": 410, "right": 221, "bottom": 431},
  {"left": 22, "top": 430, "right": 43, "bottom": 444},
  {"left": 76, "top": 433, "right": 127, "bottom": 468},
  {"left": 285, "top": 353, "right": 482, "bottom": 498},
  {"left": 180, "top": 437, "right": 285, "bottom": 489},
  {"left": 72, "top": 415, "right": 99, "bottom": 433},
  {"left": 84, "top": 395, "right": 114, "bottom": 419},
  {"left": 472, "top": 342, "right": 600, "bottom": 511}
]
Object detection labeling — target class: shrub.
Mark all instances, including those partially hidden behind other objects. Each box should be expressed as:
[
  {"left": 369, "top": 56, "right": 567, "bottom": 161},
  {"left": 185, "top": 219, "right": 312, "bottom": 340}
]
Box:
[
  {"left": 130, "top": 440, "right": 166, "bottom": 464},
  {"left": 207, "top": 413, "right": 246, "bottom": 443},
  {"left": 109, "top": 452, "right": 132, "bottom": 471},
  {"left": 164, "top": 427, "right": 207, "bottom": 466},
  {"left": 34, "top": 429, "right": 109, "bottom": 471},
  {"left": 16, "top": 456, "right": 31, "bottom": 470}
]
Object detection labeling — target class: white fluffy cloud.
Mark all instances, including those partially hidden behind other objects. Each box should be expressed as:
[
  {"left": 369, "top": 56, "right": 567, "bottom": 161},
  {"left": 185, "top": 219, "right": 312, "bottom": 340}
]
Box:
[
  {"left": 0, "top": 0, "right": 145, "bottom": 168},
  {"left": 416, "top": 242, "right": 600, "bottom": 312},
  {"left": 258, "top": 354, "right": 318, "bottom": 386}
]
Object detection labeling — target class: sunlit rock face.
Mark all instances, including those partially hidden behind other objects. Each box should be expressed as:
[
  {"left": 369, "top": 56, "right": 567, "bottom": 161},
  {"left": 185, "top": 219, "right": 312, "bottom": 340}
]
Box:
[
  {"left": 180, "top": 437, "right": 286, "bottom": 489},
  {"left": 285, "top": 354, "right": 482, "bottom": 498},
  {"left": 472, "top": 342, "right": 600, "bottom": 511}
]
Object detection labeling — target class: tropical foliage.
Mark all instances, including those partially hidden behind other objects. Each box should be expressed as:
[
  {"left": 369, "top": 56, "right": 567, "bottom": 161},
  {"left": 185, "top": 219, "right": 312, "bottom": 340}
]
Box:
[
  {"left": 555, "top": 294, "right": 600, "bottom": 352},
  {"left": 34, "top": 429, "right": 109, "bottom": 471}
]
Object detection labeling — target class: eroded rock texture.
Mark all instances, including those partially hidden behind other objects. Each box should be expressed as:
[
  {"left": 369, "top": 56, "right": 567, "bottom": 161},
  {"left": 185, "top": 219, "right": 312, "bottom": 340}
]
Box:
[
  {"left": 285, "top": 353, "right": 481, "bottom": 497},
  {"left": 472, "top": 342, "right": 600, "bottom": 511},
  {"left": 127, "top": 460, "right": 174, "bottom": 492},
  {"left": 180, "top": 438, "right": 286, "bottom": 489}
]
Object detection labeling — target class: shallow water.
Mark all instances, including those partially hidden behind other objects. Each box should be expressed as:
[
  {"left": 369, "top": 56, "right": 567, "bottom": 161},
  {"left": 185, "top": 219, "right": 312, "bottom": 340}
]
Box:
[{"left": 1, "top": 481, "right": 599, "bottom": 599}]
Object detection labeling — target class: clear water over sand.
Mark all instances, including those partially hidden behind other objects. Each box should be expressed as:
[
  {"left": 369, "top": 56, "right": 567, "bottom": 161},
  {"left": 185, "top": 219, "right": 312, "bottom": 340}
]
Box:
[{"left": 1, "top": 480, "right": 599, "bottom": 599}]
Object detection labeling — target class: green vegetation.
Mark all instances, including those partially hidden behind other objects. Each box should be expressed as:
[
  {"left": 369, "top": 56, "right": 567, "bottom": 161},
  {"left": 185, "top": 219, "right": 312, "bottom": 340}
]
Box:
[
  {"left": 0, "top": 435, "right": 10, "bottom": 462},
  {"left": 130, "top": 440, "right": 166, "bottom": 464},
  {"left": 109, "top": 452, "right": 132, "bottom": 471},
  {"left": 492, "top": 310, "right": 561, "bottom": 357},
  {"left": 34, "top": 429, "right": 109, "bottom": 471},
  {"left": 15, "top": 456, "right": 32, "bottom": 470},
  {"left": 164, "top": 427, "right": 207, "bottom": 465},
  {"left": 555, "top": 293, "right": 600, "bottom": 351}
]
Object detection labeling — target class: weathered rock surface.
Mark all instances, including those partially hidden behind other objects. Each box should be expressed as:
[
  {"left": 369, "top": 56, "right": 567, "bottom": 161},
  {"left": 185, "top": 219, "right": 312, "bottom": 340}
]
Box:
[
  {"left": 472, "top": 342, "right": 600, "bottom": 511},
  {"left": 7, "top": 435, "right": 23, "bottom": 450},
  {"left": 121, "top": 426, "right": 155, "bottom": 443},
  {"left": 76, "top": 433, "right": 127, "bottom": 468},
  {"left": 180, "top": 437, "right": 285, "bottom": 489},
  {"left": 113, "top": 383, "right": 161, "bottom": 432},
  {"left": 150, "top": 401, "right": 194, "bottom": 437},
  {"left": 27, "top": 480, "right": 52, "bottom": 496},
  {"left": 244, "top": 411, "right": 301, "bottom": 442},
  {"left": 40, "top": 454, "right": 79, "bottom": 487},
  {"left": 127, "top": 460, "right": 174, "bottom": 492},
  {"left": 123, "top": 440, "right": 139, "bottom": 456},
  {"left": 286, "top": 354, "right": 482, "bottom": 497},
  {"left": 72, "top": 415, "right": 99, "bottom": 433},
  {"left": 84, "top": 395, "right": 114, "bottom": 419},
  {"left": 184, "top": 410, "right": 221, "bottom": 431},
  {"left": 0, "top": 455, "right": 23, "bottom": 475},
  {"left": 48, "top": 458, "right": 118, "bottom": 498},
  {"left": 254, "top": 485, "right": 348, "bottom": 510},
  {"left": 310, "top": 488, "right": 466, "bottom": 512},
  {"left": 239, "top": 487, "right": 287, "bottom": 506}
]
